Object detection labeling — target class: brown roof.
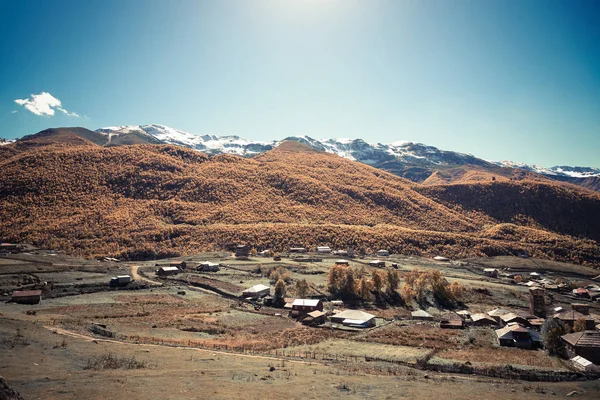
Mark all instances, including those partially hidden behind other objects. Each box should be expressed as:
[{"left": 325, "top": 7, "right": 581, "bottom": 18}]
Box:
[
  {"left": 562, "top": 331, "right": 600, "bottom": 348},
  {"left": 554, "top": 310, "right": 592, "bottom": 321},
  {"left": 12, "top": 290, "right": 42, "bottom": 297}
]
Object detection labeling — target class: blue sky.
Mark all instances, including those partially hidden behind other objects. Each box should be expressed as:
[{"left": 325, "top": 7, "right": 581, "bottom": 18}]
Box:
[{"left": 1, "top": 0, "right": 599, "bottom": 167}]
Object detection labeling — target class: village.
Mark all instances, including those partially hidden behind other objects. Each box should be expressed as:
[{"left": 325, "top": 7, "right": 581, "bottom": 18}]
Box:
[{"left": 2, "top": 242, "right": 600, "bottom": 398}]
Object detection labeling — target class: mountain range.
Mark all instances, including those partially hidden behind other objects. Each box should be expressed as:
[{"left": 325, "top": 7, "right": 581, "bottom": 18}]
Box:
[{"left": 2, "top": 125, "right": 599, "bottom": 193}]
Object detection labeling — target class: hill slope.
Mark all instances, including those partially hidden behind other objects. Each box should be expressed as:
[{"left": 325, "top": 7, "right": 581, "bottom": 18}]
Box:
[{"left": 0, "top": 142, "right": 599, "bottom": 265}]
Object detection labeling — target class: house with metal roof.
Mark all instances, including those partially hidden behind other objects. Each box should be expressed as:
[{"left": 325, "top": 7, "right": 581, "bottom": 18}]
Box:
[
  {"left": 571, "top": 356, "right": 599, "bottom": 372},
  {"left": 330, "top": 310, "right": 376, "bottom": 328},
  {"left": 554, "top": 309, "right": 596, "bottom": 331},
  {"left": 495, "top": 322, "right": 542, "bottom": 349},
  {"left": 562, "top": 331, "right": 600, "bottom": 365},
  {"left": 500, "top": 312, "right": 531, "bottom": 327},
  {"left": 242, "top": 284, "right": 270, "bottom": 299},
  {"left": 411, "top": 309, "right": 433, "bottom": 320},
  {"left": 156, "top": 266, "right": 180, "bottom": 276}
]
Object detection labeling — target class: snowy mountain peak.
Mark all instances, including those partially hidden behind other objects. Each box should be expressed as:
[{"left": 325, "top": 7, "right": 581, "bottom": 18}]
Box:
[{"left": 92, "top": 125, "right": 600, "bottom": 179}]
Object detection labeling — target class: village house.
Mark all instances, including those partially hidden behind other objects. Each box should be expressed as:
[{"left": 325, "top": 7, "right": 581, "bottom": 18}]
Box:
[
  {"left": 529, "top": 287, "right": 546, "bottom": 317},
  {"left": 242, "top": 284, "right": 270, "bottom": 299},
  {"left": 495, "top": 322, "right": 542, "bottom": 349},
  {"left": 500, "top": 312, "right": 531, "bottom": 327},
  {"left": 570, "top": 356, "right": 600, "bottom": 373},
  {"left": 235, "top": 245, "right": 250, "bottom": 258},
  {"left": 291, "top": 299, "right": 323, "bottom": 318},
  {"left": 411, "top": 309, "right": 433, "bottom": 321},
  {"left": 487, "top": 308, "right": 510, "bottom": 323},
  {"left": 335, "top": 259, "right": 350, "bottom": 266},
  {"left": 156, "top": 266, "right": 180, "bottom": 276},
  {"left": 440, "top": 313, "right": 464, "bottom": 329},
  {"left": 470, "top": 313, "right": 498, "bottom": 326},
  {"left": 554, "top": 308, "right": 596, "bottom": 331},
  {"left": 197, "top": 261, "right": 220, "bottom": 272},
  {"left": 289, "top": 247, "right": 307, "bottom": 253},
  {"left": 483, "top": 268, "right": 499, "bottom": 278},
  {"left": 0, "top": 243, "right": 21, "bottom": 253},
  {"left": 316, "top": 246, "right": 331, "bottom": 253},
  {"left": 561, "top": 331, "right": 600, "bottom": 365},
  {"left": 330, "top": 309, "right": 376, "bottom": 328},
  {"left": 368, "top": 260, "right": 386, "bottom": 268},
  {"left": 169, "top": 261, "right": 187, "bottom": 270},
  {"left": 10, "top": 290, "right": 42, "bottom": 304},
  {"left": 376, "top": 249, "right": 389, "bottom": 257},
  {"left": 301, "top": 310, "right": 326, "bottom": 326}
]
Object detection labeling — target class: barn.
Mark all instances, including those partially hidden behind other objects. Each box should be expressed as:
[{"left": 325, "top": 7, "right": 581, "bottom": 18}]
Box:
[{"left": 242, "top": 284, "right": 270, "bottom": 299}]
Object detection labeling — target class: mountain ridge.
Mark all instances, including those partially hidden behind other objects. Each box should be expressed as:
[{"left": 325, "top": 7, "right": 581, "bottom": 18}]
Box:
[{"left": 3, "top": 125, "right": 599, "bottom": 191}]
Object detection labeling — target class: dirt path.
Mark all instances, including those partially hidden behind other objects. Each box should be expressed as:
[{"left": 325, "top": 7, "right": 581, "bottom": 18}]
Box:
[{"left": 130, "top": 265, "right": 163, "bottom": 286}]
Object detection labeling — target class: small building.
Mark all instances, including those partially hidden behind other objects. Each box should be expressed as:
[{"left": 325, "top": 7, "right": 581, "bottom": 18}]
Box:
[
  {"left": 289, "top": 247, "right": 307, "bottom": 253},
  {"left": 368, "top": 260, "right": 386, "bottom": 268},
  {"left": 302, "top": 310, "right": 326, "bottom": 325},
  {"left": 411, "top": 310, "right": 433, "bottom": 321},
  {"left": 487, "top": 308, "right": 510, "bottom": 323},
  {"left": 573, "top": 288, "right": 590, "bottom": 298},
  {"left": 335, "top": 259, "right": 350, "bottom": 266},
  {"left": 0, "top": 243, "right": 20, "bottom": 253},
  {"left": 316, "top": 246, "right": 332, "bottom": 253},
  {"left": 456, "top": 310, "right": 472, "bottom": 319},
  {"left": 109, "top": 275, "right": 132, "bottom": 287},
  {"left": 529, "top": 272, "right": 542, "bottom": 280},
  {"left": 571, "top": 303, "right": 590, "bottom": 316},
  {"left": 495, "top": 322, "right": 542, "bottom": 349},
  {"left": 433, "top": 256, "right": 449, "bottom": 262},
  {"left": 440, "top": 313, "right": 464, "bottom": 329},
  {"left": 562, "top": 331, "right": 600, "bottom": 365},
  {"left": 528, "top": 318, "right": 545, "bottom": 331},
  {"left": 235, "top": 245, "right": 250, "bottom": 258},
  {"left": 169, "top": 261, "right": 187, "bottom": 270},
  {"left": 291, "top": 299, "right": 323, "bottom": 318},
  {"left": 483, "top": 268, "right": 499, "bottom": 278},
  {"left": 554, "top": 310, "right": 596, "bottom": 331},
  {"left": 197, "top": 262, "right": 220, "bottom": 272},
  {"left": 242, "top": 284, "right": 270, "bottom": 299},
  {"left": 470, "top": 313, "right": 498, "bottom": 326},
  {"left": 570, "top": 356, "right": 599, "bottom": 373},
  {"left": 330, "top": 310, "right": 376, "bottom": 328},
  {"left": 376, "top": 249, "right": 390, "bottom": 257},
  {"left": 156, "top": 266, "right": 180, "bottom": 276},
  {"left": 500, "top": 312, "right": 530, "bottom": 327},
  {"left": 11, "top": 290, "right": 42, "bottom": 304}
]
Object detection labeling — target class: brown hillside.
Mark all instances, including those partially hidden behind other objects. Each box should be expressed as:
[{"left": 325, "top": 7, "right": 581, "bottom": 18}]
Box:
[{"left": 0, "top": 143, "right": 599, "bottom": 266}]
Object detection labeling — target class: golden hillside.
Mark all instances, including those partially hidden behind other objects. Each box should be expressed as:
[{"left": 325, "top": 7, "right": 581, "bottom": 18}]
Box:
[{"left": 0, "top": 141, "right": 599, "bottom": 266}]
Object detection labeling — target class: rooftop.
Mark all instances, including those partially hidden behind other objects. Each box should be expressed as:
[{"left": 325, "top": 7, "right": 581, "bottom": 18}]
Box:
[
  {"left": 292, "top": 299, "right": 321, "bottom": 307},
  {"left": 562, "top": 331, "right": 600, "bottom": 348},
  {"left": 333, "top": 309, "right": 375, "bottom": 321},
  {"left": 12, "top": 290, "right": 42, "bottom": 297}
]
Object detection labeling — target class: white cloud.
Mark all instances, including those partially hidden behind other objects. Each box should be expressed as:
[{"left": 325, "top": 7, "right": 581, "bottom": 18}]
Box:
[
  {"left": 14, "top": 92, "right": 79, "bottom": 117},
  {"left": 11, "top": 110, "right": 17, "bottom": 114}
]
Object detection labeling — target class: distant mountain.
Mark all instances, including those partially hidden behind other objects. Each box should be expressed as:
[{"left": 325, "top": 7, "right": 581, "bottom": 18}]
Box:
[
  {"left": 0, "top": 138, "right": 15, "bottom": 146},
  {"left": 2, "top": 124, "right": 599, "bottom": 190}
]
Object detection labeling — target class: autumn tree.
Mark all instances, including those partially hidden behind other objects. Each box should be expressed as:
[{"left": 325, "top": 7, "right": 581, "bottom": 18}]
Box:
[
  {"left": 372, "top": 270, "right": 384, "bottom": 293},
  {"left": 343, "top": 267, "right": 357, "bottom": 297},
  {"left": 386, "top": 268, "right": 400, "bottom": 293},
  {"left": 448, "top": 280, "right": 464, "bottom": 300},
  {"left": 327, "top": 265, "right": 348, "bottom": 296},
  {"left": 274, "top": 279, "right": 287, "bottom": 307},
  {"left": 400, "top": 283, "right": 416, "bottom": 304},
  {"left": 358, "top": 276, "right": 373, "bottom": 300},
  {"left": 573, "top": 318, "right": 587, "bottom": 333},
  {"left": 269, "top": 267, "right": 291, "bottom": 283},
  {"left": 295, "top": 279, "right": 310, "bottom": 298}
]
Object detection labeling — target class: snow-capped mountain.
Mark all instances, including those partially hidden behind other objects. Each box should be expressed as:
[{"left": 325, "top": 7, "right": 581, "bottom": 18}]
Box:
[
  {"left": 94, "top": 124, "right": 600, "bottom": 181},
  {"left": 494, "top": 161, "right": 600, "bottom": 179},
  {"left": 97, "top": 124, "right": 276, "bottom": 156},
  {"left": 0, "top": 138, "right": 15, "bottom": 146}
]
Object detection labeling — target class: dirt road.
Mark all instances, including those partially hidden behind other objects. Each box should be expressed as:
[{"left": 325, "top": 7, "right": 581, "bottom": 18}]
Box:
[{"left": 130, "top": 265, "right": 163, "bottom": 286}]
